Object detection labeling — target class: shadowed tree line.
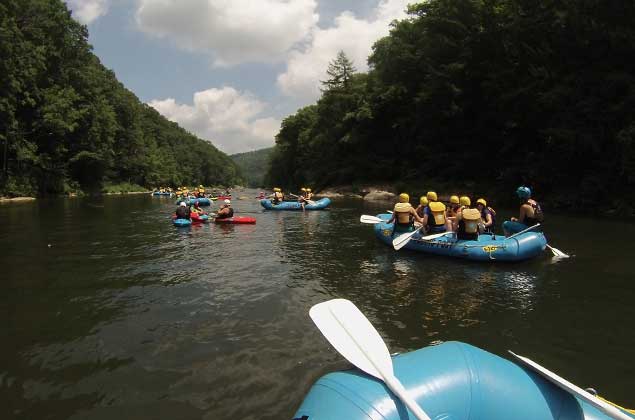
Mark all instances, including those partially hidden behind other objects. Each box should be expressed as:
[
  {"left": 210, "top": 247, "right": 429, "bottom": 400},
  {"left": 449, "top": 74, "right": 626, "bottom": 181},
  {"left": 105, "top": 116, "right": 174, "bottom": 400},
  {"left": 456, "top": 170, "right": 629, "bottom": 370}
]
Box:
[
  {"left": 0, "top": 0, "right": 241, "bottom": 196},
  {"left": 267, "top": 0, "right": 635, "bottom": 211}
]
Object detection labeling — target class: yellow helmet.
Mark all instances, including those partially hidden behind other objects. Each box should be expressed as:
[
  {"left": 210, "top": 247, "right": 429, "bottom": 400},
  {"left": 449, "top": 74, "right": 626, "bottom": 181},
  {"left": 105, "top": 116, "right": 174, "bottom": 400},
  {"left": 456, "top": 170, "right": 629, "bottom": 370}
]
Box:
[
  {"left": 450, "top": 195, "right": 460, "bottom": 204},
  {"left": 426, "top": 191, "right": 437, "bottom": 201},
  {"left": 301, "top": 188, "right": 306, "bottom": 191},
  {"left": 274, "top": 187, "right": 281, "bottom": 192},
  {"left": 306, "top": 188, "right": 311, "bottom": 192},
  {"left": 459, "top": 196, "right": 471, "bottom": 206},
  {"left": 399, "top": 193, "right": 410, "bottom": 203},
  {"left": 199, "top": 185, "right": 203, "bottom": 188},
  {"left": 419, "top": 196, "right": 429, "bottom": 206},
  {"left": 476, "top": 198, "right": 487, "bottom": 207}
]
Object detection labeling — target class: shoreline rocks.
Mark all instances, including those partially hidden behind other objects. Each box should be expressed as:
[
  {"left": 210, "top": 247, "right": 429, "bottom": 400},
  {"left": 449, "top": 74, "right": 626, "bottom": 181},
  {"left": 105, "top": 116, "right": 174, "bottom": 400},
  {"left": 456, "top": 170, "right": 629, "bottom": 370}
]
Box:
[{"left": 0, "top": 196, "right": 36, "bottom": 203}]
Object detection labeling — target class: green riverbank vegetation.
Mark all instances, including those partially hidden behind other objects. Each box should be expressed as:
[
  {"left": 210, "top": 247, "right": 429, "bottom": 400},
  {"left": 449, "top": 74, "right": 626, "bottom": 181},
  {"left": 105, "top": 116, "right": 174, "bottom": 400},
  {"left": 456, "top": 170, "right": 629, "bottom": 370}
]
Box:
[
  {"left": 266, "top": 0, "right": 635, "bottom": 212},
  {"left": 0, "top": 0, "right": 242, "bottom": 198}
]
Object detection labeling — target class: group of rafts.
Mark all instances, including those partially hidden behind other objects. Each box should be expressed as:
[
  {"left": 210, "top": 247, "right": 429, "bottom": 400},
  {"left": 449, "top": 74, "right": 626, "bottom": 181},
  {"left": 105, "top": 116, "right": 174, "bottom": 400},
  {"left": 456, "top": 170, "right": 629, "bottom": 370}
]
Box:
[
  {"left": 361, "top": 186, "right": 567, "bottom": 262},
  {"left": 152, "top": 185, "right": 333, "bottom": 227}
]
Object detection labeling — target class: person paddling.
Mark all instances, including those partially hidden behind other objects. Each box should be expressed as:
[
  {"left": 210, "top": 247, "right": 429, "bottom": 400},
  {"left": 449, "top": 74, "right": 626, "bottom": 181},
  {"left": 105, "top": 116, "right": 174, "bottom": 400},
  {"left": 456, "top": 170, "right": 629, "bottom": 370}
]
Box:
[
  {"left": 503, "top": 186, "right": 544, "bottom": 235},
  {"left": 415, "top": 196, "right": 428, "bottom": 218},
  {"left": 216, "top": 199, "right": 234, "bottom": 220},
  {"left": 475, "top": 198, "right": 495, "bottom": 233},
  {"left": 388, "top": 193, "right": 423, "bottom": 233},
  {"left": 175, "top": 202, "right": 191, "bottom": 220},
  {"left": 421, "top": 191, "right": 451, "bottom": 233},
  {"left": 271, "top": 188, "right": 284, "bottom": 204}
]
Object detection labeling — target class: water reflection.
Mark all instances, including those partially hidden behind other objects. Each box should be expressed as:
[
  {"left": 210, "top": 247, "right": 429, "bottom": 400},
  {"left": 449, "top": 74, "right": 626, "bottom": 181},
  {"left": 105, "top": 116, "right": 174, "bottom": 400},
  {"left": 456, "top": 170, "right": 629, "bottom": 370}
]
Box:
[{"left": 1, "top": 193, "right": 634, "bottom": 419}]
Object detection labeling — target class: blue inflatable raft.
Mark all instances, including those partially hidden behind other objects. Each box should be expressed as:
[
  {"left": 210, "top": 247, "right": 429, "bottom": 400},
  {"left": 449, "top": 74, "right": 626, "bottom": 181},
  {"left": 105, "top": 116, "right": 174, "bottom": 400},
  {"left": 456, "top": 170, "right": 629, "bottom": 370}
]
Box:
[
  {"left": 172, "top": 218, "right": 191, "bottom": 227},
  {"left": 373, "top": 213, "right": 546, "bottom": 262},
  {"left": 175, "top": 197, "right": 212, "bottom": 207},
  {"left": 152, "top": 191, "right": 172, "bottom": 196},
  {"left": 295, "top": 341, "right": 633, "bottom": 420},
  {"left": 260, "top": 198, "right": 331, "bottom": 210}
]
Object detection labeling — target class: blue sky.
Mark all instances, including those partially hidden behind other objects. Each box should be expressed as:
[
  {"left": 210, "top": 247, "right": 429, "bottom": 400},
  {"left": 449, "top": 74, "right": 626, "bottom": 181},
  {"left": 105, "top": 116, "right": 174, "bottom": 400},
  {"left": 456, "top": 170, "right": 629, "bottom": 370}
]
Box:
[{"left": 67, "top": 0, "right": 412, "bottom": 154}]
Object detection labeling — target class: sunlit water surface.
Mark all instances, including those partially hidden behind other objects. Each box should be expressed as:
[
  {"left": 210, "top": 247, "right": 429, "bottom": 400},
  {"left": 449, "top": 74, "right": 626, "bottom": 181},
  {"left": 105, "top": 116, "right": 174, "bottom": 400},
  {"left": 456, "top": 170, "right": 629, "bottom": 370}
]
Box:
[{"left": 1, "top": 191, "right": 634, "bottom": 419}]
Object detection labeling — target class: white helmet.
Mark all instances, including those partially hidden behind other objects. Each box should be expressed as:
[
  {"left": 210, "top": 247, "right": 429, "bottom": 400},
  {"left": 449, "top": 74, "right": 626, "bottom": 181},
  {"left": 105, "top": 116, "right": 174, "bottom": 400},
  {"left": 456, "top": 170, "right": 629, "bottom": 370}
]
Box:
[
  {"left": 179, "top": 202, "right": 187, "bottom": 207},
  {"left": 224, "top": 199, "right": 231, "bottom": 205}
]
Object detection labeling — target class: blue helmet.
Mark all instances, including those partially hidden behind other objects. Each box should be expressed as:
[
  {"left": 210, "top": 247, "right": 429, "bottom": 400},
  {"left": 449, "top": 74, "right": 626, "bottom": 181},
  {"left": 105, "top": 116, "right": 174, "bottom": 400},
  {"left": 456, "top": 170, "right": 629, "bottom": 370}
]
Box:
[{"left": 516, "top": 186, "right": 531, "bottom": 199}]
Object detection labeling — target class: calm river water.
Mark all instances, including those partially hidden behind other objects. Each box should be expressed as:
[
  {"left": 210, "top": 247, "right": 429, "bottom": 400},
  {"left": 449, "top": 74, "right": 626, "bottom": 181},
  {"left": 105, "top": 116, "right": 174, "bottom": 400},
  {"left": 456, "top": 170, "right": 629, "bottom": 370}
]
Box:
[{"left": 1, "top": 191, "right": 634, "bottom": 419}]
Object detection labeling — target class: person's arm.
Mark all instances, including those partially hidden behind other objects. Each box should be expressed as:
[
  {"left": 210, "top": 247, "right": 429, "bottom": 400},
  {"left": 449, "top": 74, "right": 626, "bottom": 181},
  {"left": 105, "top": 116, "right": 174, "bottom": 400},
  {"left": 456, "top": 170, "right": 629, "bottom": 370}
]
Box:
[
  {"left": 485, "top": 212, "right": 493, "bottom": 228},
  {"left": 411, "top": 208, "right": 423, "bottom": 224}
]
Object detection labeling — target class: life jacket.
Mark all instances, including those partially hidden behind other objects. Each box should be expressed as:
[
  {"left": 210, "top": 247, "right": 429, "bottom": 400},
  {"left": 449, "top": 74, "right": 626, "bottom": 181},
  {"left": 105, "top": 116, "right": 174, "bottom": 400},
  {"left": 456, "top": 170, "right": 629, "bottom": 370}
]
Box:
[
  {"left": 427, "top": 202, "right": 446, "bottom": 227},
  {"left": 217, "top": 207, "right": 234, "bottom": 219},
  {"left": 522, "top": 199, "right": 544, "bottom": 224},
  {"left": 461, "top": 208, "right": 481, "bottom": 234},
  {"left": 394, "top": 202, "right": 414, "bottom": 225}
]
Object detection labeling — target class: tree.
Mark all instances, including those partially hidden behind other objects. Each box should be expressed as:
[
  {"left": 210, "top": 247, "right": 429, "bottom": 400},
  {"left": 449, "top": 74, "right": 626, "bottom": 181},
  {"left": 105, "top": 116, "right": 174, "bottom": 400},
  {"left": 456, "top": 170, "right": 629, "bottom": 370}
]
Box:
[{"left": 321, "top": 50, "right": 357, "bottom": 92}]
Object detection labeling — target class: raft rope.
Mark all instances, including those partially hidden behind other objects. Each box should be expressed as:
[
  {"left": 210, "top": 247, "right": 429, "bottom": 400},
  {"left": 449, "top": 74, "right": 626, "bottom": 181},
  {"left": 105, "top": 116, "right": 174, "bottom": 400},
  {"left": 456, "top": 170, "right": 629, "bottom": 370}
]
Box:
[{"left": 597, "top": 396, "right": 635, "bottom": 415}]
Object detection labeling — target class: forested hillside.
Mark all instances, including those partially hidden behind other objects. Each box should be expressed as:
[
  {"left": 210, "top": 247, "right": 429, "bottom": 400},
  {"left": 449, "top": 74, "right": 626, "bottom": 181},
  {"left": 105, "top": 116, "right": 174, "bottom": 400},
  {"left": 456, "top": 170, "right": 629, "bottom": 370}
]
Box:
[
  {"left": 230, "top": 148, "right": 272, "bottom": 187},
  {"left": 0, "top": 0, "right": 241, "bottom": 196},
  {"left": 267, "top": 0, "right": 635, "bottom": 210}
]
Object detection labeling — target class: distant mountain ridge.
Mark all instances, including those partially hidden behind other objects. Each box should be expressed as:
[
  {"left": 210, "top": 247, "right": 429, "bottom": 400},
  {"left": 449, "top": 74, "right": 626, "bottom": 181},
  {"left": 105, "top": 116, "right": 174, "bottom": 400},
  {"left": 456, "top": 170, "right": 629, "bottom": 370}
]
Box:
[{"left": 231, "top": 148, "right": 273, "bottom": 188}]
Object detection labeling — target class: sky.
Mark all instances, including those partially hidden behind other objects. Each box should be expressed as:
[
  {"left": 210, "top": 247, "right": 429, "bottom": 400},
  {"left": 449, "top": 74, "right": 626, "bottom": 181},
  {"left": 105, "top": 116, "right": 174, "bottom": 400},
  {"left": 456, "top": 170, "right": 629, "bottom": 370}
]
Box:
[{"left": 67, "top": 0, "right": 413, "bottom": 154}]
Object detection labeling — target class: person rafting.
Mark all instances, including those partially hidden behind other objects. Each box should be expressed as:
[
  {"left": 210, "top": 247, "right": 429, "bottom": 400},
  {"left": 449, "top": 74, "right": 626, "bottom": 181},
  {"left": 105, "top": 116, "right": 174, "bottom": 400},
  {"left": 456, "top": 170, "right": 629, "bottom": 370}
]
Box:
[
  {"left": 421, "top": 191, "right": 450, "bottom": 233},
  {"left": 175, "top": 202, "right": 191, "bottom": 220},
  {"left": 271, "top": 188, "right": 284, "bottom": 204},
  {"left": 475, "top": 198, "right": 494, "bottom": 233},
  {"left": 455, "top": 206, "right": 482, "bottom": 240},
  {"left": 191, "top": 201, "right": 204, "bottom": 214},
  {"left": 447, "top": 195, "right": 460, "bottom": 218},
  {"left": 387, "top": 193, "right": 423, "bottom": 233},
  {"left": 216, "top": 199, "right": 234, "bottom": 220},
  {"left": 415, "top": 196, "right": 428, "bottom": 218},
  {"left": 503, "top": 186, "right": 544, "bottom": 236}
]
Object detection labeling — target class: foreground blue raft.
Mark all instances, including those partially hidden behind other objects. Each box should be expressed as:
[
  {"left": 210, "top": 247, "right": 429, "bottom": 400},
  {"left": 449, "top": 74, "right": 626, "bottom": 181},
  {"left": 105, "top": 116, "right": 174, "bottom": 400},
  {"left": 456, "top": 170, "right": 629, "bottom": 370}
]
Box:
[
  {"left": 260, "top": 197, "right": 331, "bottom": 210},
  {"left": 373, "top": 213, "right": 546, "bottom": 262},
  {"left": 295, "top": 341, "right": 632, "bottom": 420}
]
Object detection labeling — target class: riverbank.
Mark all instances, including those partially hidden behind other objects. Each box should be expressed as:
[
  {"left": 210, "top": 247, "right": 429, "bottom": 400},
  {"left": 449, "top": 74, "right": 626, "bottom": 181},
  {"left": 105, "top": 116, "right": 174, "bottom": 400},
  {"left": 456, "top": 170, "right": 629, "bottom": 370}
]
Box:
[{"left": 0, "top": 196, "right": 36, "bottom": 204}]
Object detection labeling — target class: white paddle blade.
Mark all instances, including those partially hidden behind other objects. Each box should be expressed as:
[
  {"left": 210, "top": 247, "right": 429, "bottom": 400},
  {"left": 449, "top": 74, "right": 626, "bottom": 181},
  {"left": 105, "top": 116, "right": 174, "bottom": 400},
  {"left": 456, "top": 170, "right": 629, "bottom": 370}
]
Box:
[
  {"left": 309, "top": 299, "right": 392, "bottom": 379},
  {"left": 420, "top": 231, "right": 453, "bottom": 241},
  {"left": 360, "top": 215, "right": 384, "bottom": 224},
  {"left": 509, "top": 351, "right": 632, "bottom": 420},
  {"left": 547, "top": 245, "right": 569, "bottom": 258},
  {"left": 393, "top": 231, "right": 416, "bottom": 250}
]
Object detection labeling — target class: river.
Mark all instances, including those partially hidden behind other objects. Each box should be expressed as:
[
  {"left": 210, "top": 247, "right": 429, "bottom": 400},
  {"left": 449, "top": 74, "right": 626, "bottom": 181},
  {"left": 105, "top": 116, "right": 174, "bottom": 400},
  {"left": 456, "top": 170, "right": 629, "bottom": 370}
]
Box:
[{"left": 1, "top": 191, "right": 634, "bottom": 419}]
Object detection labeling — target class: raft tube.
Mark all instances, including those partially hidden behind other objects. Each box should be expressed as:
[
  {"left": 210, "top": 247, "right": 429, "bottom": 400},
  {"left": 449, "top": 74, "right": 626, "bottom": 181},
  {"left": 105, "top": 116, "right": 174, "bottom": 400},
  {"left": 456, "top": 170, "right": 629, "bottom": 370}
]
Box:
[
  {"left": 214, "top": 216, "right": 256, "bottom": 224},
  {"left": 295, "top": 341, "right": 633, "bottom": 420},
  {"left": 152, "top": 192, "right": 172, "bottom": 196},
  {"left": 190, "top": 213, "right": 209, "bottom": 223},
  {"left": 260, "top": 197, "right": 331, "bottom": 211},
  {"left": 176, "top": 197, "right": 212, "bottom": 207},
  {"left": 373, "top": 213, "right": 546, "bottom": 262},
  {"left": 172, "top": 218, "right": 191, "bottom": 227}
]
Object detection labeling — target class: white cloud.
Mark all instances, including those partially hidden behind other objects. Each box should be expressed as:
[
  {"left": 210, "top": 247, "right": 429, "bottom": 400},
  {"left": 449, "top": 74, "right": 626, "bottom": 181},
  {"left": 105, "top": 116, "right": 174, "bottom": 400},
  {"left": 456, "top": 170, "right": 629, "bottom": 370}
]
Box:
[
  {"left": 67, "top": 0, "right": 110, "bottom": 24},
  {"left": 277, "top": 0, "right": 411, "bottom": 103},
  {"left": 135, "top": 0, "right": 319, "bottom": 67},
  {"left": 148, "top": 87, "right": 280, "bottom": 154}
]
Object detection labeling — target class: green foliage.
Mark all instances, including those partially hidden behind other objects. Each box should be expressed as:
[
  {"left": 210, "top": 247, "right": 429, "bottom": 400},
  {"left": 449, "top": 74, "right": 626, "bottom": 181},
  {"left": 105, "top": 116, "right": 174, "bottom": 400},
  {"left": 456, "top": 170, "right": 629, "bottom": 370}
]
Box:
[
  {"left": 266, "top": 0, "right": 635, "bottom": 209},
  {"left": 0, "top": 0, "right": 241, "bottom": 197},
  {"left": 230, "top": 147, "right": 273, "bottom": 187}
]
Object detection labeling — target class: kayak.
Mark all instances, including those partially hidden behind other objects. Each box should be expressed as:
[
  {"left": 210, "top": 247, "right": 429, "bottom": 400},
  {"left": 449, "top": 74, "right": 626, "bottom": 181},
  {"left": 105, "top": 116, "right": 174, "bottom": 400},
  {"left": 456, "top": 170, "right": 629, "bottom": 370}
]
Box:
[
  {"left": 260, "top": 197, "right": 331, "bottom": 210},
  {"left": 172, "top": 218, "right": 191, "bottom": 227},
  {"left": 373, "top": 213, "right": 546, "bottom": 262},
  {"left": 190, "top": 213, "right": 209, "bottom": 223},
  {"left": 176, "top": 197, "right": 212, "bottom": 207},
  {"left": 212, "top": 195, "right": 231, "bottom": 200},
  {"left": 214, "top": 216, "right": 256, "bottom": 224},
  {"left": 294, "top": 341, "right": 634, "bottom": 420}
]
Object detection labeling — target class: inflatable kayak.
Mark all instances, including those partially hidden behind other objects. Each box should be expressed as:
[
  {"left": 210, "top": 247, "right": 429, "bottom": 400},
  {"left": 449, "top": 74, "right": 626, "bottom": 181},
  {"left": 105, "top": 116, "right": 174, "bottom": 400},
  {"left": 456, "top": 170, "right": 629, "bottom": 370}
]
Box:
[
  {"left": 190, "top": 213, "right": 209, "bottom": 223},
  {"left": 212, "top": 195, "right": 231, "bottom": 200},
  {"left": 172, "top": 218, "right": 191, "bottom": 227},
  {"left": 373, "top": 213, "right": 546, "bottom": 262},
  {"left": 214, "top": 216, "right": 256, "bottom": 224},
  {"left": 152, "top": 191, "right": 172, "bottom": 196},
  {"left": 295, "top": 341, "right": 634, "bottom": 420},
  {"left": 176, "top": 197, "right": 212, "bottom": 207},
  {"left": 260, "top": 197, "right": 331, "bottom": 210}
]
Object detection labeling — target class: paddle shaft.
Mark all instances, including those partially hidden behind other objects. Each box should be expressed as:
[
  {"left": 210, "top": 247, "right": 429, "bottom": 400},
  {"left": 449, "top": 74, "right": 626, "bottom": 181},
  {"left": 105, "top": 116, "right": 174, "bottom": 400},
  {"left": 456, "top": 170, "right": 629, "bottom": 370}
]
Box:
[
  {"left": 328, "top": 305, "right": 431, "bottom": 420},
  {"left": 506, "top": 223, "right": 540, "bottom": 240}
]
